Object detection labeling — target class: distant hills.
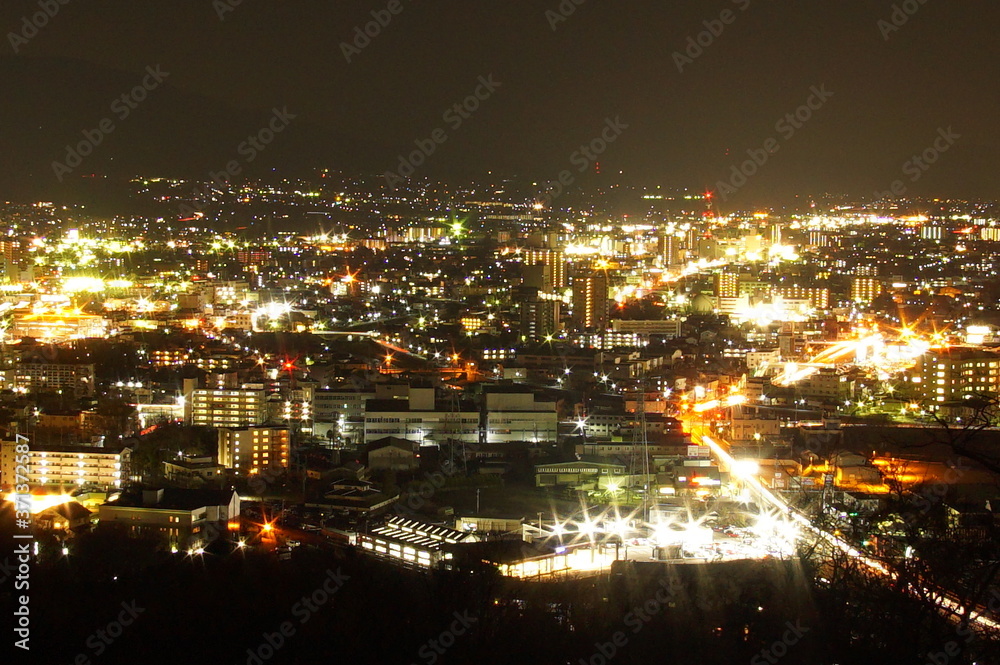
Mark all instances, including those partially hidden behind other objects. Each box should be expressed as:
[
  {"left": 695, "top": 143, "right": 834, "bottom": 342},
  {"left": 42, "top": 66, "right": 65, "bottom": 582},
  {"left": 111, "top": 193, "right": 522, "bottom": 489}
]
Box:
[{"left": 0, "top": 56, "right": 380, "bottom": 203}]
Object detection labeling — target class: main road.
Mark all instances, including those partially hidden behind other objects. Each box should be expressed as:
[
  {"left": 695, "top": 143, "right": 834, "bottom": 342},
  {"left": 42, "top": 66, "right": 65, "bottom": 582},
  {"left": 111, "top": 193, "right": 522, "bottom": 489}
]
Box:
[{"left": 686, "top": 420, "right": 1000, "bottom": 633}]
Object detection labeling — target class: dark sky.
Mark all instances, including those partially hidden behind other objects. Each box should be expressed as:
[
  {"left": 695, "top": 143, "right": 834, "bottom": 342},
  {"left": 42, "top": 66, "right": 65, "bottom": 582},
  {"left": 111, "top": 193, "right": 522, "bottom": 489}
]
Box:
[{"left": 1, "top": 1, "right": 998, "bottom": 204}]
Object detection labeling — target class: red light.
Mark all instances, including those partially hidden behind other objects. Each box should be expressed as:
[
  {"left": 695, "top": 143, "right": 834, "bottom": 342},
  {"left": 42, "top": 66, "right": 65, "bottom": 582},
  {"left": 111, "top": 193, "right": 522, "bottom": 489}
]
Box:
[{"left": 704, "top": 190, "right": 713, "bottom": 200}]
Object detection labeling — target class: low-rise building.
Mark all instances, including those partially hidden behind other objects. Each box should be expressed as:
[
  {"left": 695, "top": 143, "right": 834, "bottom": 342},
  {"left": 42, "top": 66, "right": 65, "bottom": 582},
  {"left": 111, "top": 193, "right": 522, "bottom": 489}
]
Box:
[
  {"left": 14, "top": 363, "right": 96, "bottom": 397},
  {"left": 358, "top": 516, "right": 477, "bottom": 568},
  {"left": 534, "top": 461, "right": 626, "bottom": 488},
  {"left": 35, "top": 501, "right": 92, "bottom": 534},
  {"left": 98, "top": 487, "right": 240, "bottom": 551},
  {"left": 163, "top": 455, "right": 225, "bottom": 486},
  {"left": 484, "top": 390, "right": 558, "bottom": 444},
  {"left": 367, "top": 437, "right": 419, "bottom": 472},
  {"left": 309, "top": 478, "right": 398, "bottom": 518},
  {"left": 364, "top": 386, "right": 479, "bottom": 447}
]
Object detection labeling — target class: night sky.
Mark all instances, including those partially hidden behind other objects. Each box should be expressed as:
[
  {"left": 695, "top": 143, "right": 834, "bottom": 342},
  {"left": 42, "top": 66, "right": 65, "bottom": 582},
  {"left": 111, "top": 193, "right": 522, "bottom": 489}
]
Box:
[{"left": 1, "top": 0, "right": 998, "bottom": 203}]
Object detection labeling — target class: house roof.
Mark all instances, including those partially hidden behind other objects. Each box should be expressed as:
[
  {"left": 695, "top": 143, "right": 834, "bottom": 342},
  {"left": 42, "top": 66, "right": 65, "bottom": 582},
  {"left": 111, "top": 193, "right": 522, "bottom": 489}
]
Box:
[
  {"left": 321, "top": 485, "right": 397, "bottom": 509},
  {"left": 367, "top": 437, "right": 415, "bottom": 454},
  {"left": 164, "top": 458, "right": 222, "bottom": 471},
  {"left": 40, "top": 501, "right": 92, "bottom": 520},
  {"left": 104, "top": 487, "right": 237, "bottom": 511},
  {"left": 368, "top": 516, "right": 475, "bottom": 550}
]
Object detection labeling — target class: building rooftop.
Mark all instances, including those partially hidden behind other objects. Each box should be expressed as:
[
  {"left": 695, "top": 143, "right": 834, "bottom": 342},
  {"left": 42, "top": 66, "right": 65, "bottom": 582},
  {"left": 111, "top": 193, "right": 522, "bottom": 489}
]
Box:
[{"left": 103, "top": 487, "right": 237, "bottom": 511}]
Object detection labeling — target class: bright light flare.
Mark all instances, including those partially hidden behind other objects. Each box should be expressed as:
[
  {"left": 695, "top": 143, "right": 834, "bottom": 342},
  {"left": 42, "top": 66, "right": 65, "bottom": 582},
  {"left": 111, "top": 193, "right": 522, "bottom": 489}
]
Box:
[
  {"left": 730, "top": 460, "right": 760, "bottom": 478},
  {"left": 4, "top": 492, "right": 75, "bottom": 514}
]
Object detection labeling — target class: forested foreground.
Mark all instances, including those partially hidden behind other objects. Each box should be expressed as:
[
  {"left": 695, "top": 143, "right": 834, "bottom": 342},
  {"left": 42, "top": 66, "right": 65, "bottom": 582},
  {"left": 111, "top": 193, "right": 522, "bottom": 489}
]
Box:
[{"left": 7, "top": 527, "right": 1000, "bottom": 665}]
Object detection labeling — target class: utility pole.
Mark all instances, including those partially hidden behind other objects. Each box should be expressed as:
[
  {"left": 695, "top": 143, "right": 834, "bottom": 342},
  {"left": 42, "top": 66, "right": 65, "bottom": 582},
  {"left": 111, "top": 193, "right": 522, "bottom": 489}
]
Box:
[{"left": 629, "top": 377, "right": 651, "bottom": 522}]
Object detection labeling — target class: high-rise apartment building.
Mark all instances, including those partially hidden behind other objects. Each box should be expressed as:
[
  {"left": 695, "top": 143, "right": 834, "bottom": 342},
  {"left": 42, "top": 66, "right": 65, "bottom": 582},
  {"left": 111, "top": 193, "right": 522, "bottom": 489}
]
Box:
[
  {"left": 521, "top": 249, "right": 566, "bottom": 291},
  {"left": 916, "top": 349, "right": 1000, "bottom": 404},
  {"left": 1, "top": 441, "right": 122, "bottom": 489},
  {"left": 851, "top": 278, "right": 883, "bottom": 304},
  {"left": 217, "top": 426, "right": 290, "bottom": 476},
  {"left": 190, "top": 388, "right": 267, "bottom": 428},
  {"left": 572, "top": 271, "right": 609, "bottom": 330},
  {"left": 715, "top": 272, "right": 741, "bottom": 299}
]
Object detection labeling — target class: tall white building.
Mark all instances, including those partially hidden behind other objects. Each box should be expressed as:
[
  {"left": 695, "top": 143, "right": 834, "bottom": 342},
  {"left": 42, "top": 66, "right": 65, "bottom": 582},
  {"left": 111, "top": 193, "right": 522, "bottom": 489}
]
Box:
[
  {"left": 364, "top": 386, "right": 479, "bottom": 447},
  {"left": 313, "top": 388, "right": 374, "bottom": 446},
  {"left": 484, "top": 391, "right": 558, "bottom": 444}
]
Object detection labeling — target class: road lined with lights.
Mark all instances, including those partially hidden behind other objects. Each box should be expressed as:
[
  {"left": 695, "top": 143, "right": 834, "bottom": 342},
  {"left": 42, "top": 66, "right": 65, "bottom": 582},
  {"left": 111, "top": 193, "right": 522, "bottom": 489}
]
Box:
[
  {"left": 767, "top": 327, "right": 931, "bottom": 388},
  {"left": 692, "top": 428, "right": 1000, "bottom": 633}
]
